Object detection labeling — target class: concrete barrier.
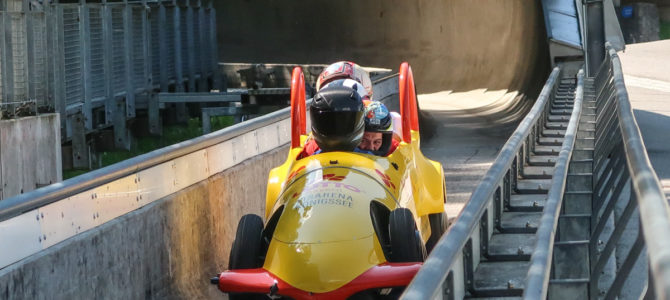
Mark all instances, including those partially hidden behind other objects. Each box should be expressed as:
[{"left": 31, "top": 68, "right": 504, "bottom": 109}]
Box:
[
  {"left": 0, "top": 146, "right": 288, "bottom": 298},
  {"left": 0, "top": 114, "right": 61, "bottom": 201}
]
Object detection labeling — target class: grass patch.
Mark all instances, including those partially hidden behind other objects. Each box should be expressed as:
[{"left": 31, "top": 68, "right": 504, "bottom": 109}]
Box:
[
  {"left": 63, "top": 116, "right": 235, "bottom": 179},
  {"left": 661, "top": 22, "right": 670, "bottom": 40}
]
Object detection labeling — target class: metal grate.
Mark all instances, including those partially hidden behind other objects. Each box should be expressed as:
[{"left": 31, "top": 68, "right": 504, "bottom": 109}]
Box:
[
  {"left": 165, "top": 6, "right": 175, "bottom": 80},
  {"left": 110, "top": 5, "right": 125, "bottom": 94},
  {"left": 62, "top": 6, "right": 83, "bottom": 106},
  {"left": 192, "top": 8, "right": 201, "bottom": 77},
  {"left": 0, "top": 14, "right": 5, "bottom": 104},
  {"left": 30, "top": 13, "right": 49, "bottom": 107},
  {"left": 11, "top": 13, "right": 27, "bottom": 102},
  {"left": 88, "top": 6, "right": 105, "bottom": 100},
  {"left": 180, "top": 7, "right": 188, "bottom": 78},
  {"left": 131, "top": 6, "right": 145, "bottom": 87},
  {"left": 202, "top": 9, "right": 211, "bottom": 75},
  {"left": 149, "top": 5, "right": 160, "bottom": 84}
]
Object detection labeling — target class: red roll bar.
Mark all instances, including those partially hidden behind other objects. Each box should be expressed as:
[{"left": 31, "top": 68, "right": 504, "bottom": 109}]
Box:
[
  {"left": 290, "top": 67, "right": 307, "bottom": 148},
  {"left": 399, "top": 62, "right": 419, "bottom": 143}
]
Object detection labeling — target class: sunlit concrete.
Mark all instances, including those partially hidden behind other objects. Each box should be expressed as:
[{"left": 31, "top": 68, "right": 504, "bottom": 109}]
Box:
[
  {"left": 619, "top": 39, "right": 670, "bottom": 199},
  {"left": 419, "top": 89, "right": 532, "bottom": 222}
]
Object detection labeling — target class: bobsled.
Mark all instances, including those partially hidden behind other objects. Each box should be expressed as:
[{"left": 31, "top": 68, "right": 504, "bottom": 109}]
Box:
[{"left": 213, "top": 63, "right": 448, "bottom": 299}]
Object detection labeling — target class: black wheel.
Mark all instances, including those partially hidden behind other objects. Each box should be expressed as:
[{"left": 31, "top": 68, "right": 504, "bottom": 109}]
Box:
[
  {"left": 228, "top": 214, "right": 264, "bottom": 269},
  {"left": 228, "top": 214, "right": 265, "bottom": 300},
  {"left": 389, "top": 208, "right": 425, "bottom": 262},
  {"left": 426, "top": 212, "right": 448, "bottom": 254}
]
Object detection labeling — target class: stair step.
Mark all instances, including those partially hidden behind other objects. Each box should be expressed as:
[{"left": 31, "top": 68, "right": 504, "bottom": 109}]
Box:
[
  {"left": 542, "top": 129, "right": 566, "bottom": 137},
  {"left": 534, "top": 145, "right": 561, "bottom": 155},
  {"left": 545, "top": 122, "right": 568, "bottom": 130},
  {"left": 538, "top": 137, "right": 564, "bottom": 146},
  {"left": 528, "top": 155, "right": 556, "bottom": 166},
  {"left": 487, "top": 233, "right": 536, "bottom": 261},
  {"left": 472, "top": 261, "right": 528, "bottom": 297},
  {"left": 548, "top": 115, "right": 572, "bottom": 122},
  {"left": 516, "top": 179, "right": 551, "bottom": 194},
  {"left": 466, "top": 297, "right": 521, "bottom": 300},
  {"left": 521, "top": 166, "right": 553, "bottom": 179},
  {"left": 550, "top": 108, "right": 573, "bottom": 115},
  {"left": 500, "top": 211, "right": 541, "bottom": 233},
  {"left": 509, "top": 194, "right": 546, "bottom": 211},
  {"left": 552, "top": 104, "right": 574, "bottom": 109}
]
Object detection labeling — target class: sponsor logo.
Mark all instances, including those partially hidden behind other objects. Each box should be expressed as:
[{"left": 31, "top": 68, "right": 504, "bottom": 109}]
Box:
[
  {"left": 287, "top": 166, "right": 306, "bottom": 181},
  {"left": 322, "top": 173, "right": 345, "bottom": 181},
  {"left": 375, "top": 169, "right": 396, "bottom": 190}
]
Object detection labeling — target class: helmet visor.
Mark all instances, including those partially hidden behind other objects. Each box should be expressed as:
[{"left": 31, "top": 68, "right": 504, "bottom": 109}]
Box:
[{"left": 311, "top": 110, "right": 363, "bottom": 137}]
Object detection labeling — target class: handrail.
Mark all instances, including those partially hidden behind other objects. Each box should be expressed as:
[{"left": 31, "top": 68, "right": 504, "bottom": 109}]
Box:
[
  {"left": 401, "top": 66, "right": 561, "bottom": 299},
  {"left": 523, "top": 69, "right": 584, "bottom": 299},
  {"left": 607, "top": 43, "right": 670, "bottom": 299},
  {"left": 0, "top": 105, "right": 292, "bottom": 222}
]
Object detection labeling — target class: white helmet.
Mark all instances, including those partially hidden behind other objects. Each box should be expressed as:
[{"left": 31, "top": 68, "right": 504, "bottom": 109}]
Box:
[{"left": 316, "top": 61, "right": 373, "bottom": 100}]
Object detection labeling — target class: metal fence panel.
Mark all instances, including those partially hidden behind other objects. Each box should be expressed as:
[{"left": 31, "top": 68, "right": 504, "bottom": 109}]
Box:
[
  {"left": 29, "top": 12, "right": 49, "bottom": 107},
  {"left": 62, "top": 5, "right": 82, "bottom": 107},
  {"left": 165, "top": 5, "right": 176, "bottom": 82},
  {"left": 131, "top": 6, "right": 145, "bottom": 87},
  {"left": 0, "top": 13, "right": 5, "bottom": 104},
  {"left": 88, "top": 6, "right": 105, "bottom": 101},
  {"left": 10, "top": 12, "right": 27, "bottom": 103},
  {"left": 149, "top": 4, "right": 160, "bottom": 87},
  {"left": 110, "top": 5, "right": 125, "bottom": 94},
  {"left": 179, "top": 6, "right": 189, "bottom": 83}
]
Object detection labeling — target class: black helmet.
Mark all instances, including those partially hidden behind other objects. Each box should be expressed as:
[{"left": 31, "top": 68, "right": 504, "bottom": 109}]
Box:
[
  {"left": 364, "top": 101, "right": 394, "bottom": 156},
  {"left": 310, "top": 85, "right": 365, "bottom": 152}
]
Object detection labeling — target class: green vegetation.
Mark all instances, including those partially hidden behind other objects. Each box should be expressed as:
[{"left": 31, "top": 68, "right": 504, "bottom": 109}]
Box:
[
  {"left": 63, "top": 116, "right": 235, "bottom": 179},
  {"left": 661, "top": 22, "right": 670, "bottom": 40}
]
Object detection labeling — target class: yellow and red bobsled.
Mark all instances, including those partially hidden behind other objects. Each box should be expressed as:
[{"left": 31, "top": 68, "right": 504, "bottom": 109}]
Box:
[{"left": 213, "top": 63, "right": 448, "bottom": 299}]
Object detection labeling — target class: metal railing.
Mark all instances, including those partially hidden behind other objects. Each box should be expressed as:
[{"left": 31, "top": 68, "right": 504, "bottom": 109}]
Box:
[
  {"left": 401, "top": 66, "right": 563, "bottom": 299},
  {"left": 522, "top": 69, "right": 584, "bottom": 299},
  {"left": 587, "top": 43, "right": 670, "bottom": 299}
]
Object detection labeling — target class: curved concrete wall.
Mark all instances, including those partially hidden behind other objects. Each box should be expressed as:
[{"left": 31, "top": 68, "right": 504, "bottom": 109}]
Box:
[{"left": 216, "top": 0, "right": 550, "bottom": 94}]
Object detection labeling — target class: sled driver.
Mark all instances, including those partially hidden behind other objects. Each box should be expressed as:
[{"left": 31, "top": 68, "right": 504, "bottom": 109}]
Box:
[{"left": 306, "top": 84, "right": 366, "bottom": 155}]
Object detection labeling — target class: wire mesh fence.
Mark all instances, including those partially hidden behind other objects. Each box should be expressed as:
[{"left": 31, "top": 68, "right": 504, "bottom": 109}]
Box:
[{"left": 0, "top": 0, "right": 219, "bottom": 133}]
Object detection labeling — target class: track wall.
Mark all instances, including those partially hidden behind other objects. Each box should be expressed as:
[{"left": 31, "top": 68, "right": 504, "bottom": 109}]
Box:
[
  {"left": 0, "top": 146, "right": 287, "bottom": 299},
  {"left": 216, "top": 0, "right": 550, "bottom": 94}
]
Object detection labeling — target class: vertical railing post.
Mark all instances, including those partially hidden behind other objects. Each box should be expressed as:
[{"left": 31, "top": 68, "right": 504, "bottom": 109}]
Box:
[{"left": 584, "top": 0, "right": 605, "bottom": 76}]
